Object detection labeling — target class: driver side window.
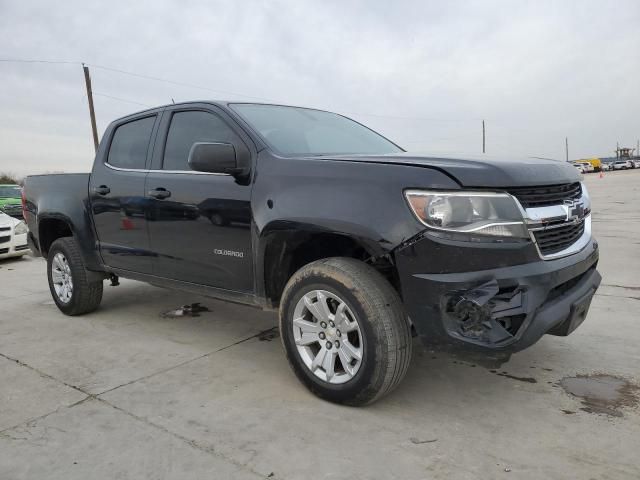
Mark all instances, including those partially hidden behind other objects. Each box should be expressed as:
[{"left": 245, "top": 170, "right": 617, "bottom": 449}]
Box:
[{"left": 162, "top": 111, "right": 243, "bottom": 171}]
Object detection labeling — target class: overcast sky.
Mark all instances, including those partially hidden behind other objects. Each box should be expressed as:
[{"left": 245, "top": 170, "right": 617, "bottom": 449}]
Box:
[{"left": 1, "top": 0, "right": 639, "bottom": 177}]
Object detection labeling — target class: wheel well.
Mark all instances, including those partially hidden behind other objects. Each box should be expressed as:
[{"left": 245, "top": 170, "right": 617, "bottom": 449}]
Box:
[
  {"left": 39, "top": 218, "right": 73, "bottom": 257},
  {"left": 263, "top": 232, "right": 399, "bottom": 306}
]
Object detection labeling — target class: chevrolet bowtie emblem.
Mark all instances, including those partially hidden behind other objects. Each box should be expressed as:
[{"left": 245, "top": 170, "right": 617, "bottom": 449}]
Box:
[{"left": 563, "top": 199, "right": 585, "bottom": 222}]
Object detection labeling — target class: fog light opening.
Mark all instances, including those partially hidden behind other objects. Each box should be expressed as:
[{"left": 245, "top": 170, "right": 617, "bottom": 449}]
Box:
[{"left": 443, "top": 279, "right": 526, "bottom": 346}]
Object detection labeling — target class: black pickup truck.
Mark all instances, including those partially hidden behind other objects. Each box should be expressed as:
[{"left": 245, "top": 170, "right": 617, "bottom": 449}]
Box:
[{"left": 24, "top": 101, "right": 601, "bottom": 405}]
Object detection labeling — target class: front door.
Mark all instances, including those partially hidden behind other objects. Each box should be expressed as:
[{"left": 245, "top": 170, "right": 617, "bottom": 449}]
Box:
[
  {"left": 89, "top": 114, "right": 158, "bottom": 273},
  {"left": 145, "top": 108, "right": 254, "bottom": 292}
]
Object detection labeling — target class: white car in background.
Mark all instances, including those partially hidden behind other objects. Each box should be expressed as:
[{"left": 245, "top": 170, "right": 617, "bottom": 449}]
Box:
[
  {"left": 612, "top": 160, "right": 631, "bottom": 170},
  {"left": 573, "top": 164, "right": 586, "bottom": 174},
  {"left": 0, "top": 212, "right": 29, "bottom": 259},
  {"left": 574, "top": 161, "right": 594, "bottom": 173}
]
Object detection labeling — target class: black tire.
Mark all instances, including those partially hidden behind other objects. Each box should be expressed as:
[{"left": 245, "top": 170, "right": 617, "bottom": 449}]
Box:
[
  {"left": 279, "top": 257, "right": 412, "bottom": 406},
  {"left": 47, "top": 237, "right": 103, "bottom": 316}
]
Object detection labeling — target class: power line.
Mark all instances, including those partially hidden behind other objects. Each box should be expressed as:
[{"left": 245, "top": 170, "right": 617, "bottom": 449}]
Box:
[
  {"left": 345, "top": 110, "right": 482, "bottom": 123},
  {"left": 0, "top": 58, "right": 488, "bottom": 122},
  {"left": 86, "top": 63, "right": 273, "bottom": 101},
  {"left": 1, "top": 57, "right": 273, "bottom": 101},
  {"left": 93, "top": 92, "right": 152, "bottom": 107},
  {"left": 0, "top": 58, "right": 517, "bottom": 127},
  {"left": 0, "top": 58, "right": 80, "bottom": 65}
]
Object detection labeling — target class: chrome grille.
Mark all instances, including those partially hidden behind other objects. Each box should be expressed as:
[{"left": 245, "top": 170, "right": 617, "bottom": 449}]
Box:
[
  {"left": 532, "top": 220, "right": 586, "bottom": 256},
  {"left": 506, "top": 182, "right": 582, "bottom": 208},
  {"left": 509, "top": 181, "right": 591, "bottom": 259}
]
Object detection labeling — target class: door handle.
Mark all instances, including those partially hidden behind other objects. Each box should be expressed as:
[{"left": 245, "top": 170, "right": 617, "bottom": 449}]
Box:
[
  {"left": 93, "top": 185, "right": 110, "bottom": 196},
  {"left": 148, "top": 188, "right": 171, "bottom": 200}
]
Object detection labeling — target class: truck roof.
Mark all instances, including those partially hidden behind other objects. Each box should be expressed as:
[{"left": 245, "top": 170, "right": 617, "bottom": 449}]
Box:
[{"left": 109, "top": 100, "right": 337, "bottom": 124}]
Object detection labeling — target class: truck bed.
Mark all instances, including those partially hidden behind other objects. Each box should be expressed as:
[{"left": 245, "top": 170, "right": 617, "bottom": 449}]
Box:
[{"left": 23, "top": 173, "right": 102, "bottom": 270}]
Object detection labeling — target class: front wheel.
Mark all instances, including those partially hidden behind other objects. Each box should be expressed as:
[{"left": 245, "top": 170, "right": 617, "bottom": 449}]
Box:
[
  {"left": 47, "top": 237, "right": 103, "bottom": 315},
  {"left": 279, "top": 257, "right": 412, "bottom": 406}
]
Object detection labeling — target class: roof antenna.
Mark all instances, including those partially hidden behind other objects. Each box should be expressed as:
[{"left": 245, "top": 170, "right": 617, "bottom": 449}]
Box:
[{"left": 171, "top": 98, "right": 175, "bottom": 104}]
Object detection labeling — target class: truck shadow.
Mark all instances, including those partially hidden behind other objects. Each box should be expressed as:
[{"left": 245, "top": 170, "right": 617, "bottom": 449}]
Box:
[{"left": 69, "top": 278, "right": 629, "bottom": 420}]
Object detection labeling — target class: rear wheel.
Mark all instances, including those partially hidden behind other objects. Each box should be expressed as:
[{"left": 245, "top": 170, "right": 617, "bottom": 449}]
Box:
[
  {"left": 47, "top": 237, "right": 103, "bottom": 315},
  {"left": 279, "top": 257, "right": 412, "bottom": 406}
]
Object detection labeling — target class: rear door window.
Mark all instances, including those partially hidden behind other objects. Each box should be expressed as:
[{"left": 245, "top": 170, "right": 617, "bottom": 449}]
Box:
[{"left": 107, "top": 116, "right": 156, "bottom": 169}]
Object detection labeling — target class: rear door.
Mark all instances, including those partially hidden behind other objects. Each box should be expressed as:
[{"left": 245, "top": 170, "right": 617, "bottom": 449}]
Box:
[
  {"left": 89, "top": 113, "right": 160, "bottom": 273},
  {"left": 145, "top": 106, "right": 254, "bottom": 291}
]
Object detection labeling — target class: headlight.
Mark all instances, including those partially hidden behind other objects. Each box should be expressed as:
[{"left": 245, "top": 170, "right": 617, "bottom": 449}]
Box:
[
  {"left": 580, "top": 181, "right": 591, "bottom": 213},
  {"left": 14, "top": 221, "right": 28, "bottom": 235},
  {"left": 405, "top": 190, "right": 529, "bottom": 239}
]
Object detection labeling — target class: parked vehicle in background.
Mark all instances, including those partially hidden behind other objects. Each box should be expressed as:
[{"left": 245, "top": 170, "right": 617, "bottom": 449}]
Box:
[
  {"left": 0, "top": 184, "right": 23, "bottom": 219},
  {"left": 576, "top": 158, "right": 602, "bottom": 172},
  {"left": 612, "top": 160, "right": 630, "bottom": 170},
  {"left": 23, "top": 101, "right": 601, "bottom": 405},
  {"left": 0, "top": 212, "right": 29, "bottom": 259},
  {"left": 633, "top": 160, "right": 640, "bottom": 168},
  {"left": 573, "top": 162, "right": 594, "bottom": 173},
  {"left": 573, "top": 164, "right": 586, "bottom": 174}
]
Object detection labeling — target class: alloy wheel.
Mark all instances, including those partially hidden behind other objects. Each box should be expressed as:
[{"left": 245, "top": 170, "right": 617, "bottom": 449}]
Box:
[
  {"left": 51, "top": 252, "right": 73, "bottom": 303},
  {"left": 292, "top": 290, "right": 363, "bottom": 384}
]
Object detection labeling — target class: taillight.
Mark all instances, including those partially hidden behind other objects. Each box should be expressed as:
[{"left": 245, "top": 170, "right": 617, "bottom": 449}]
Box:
[{"left": 21, "top": 187, "right": 27, "bottom": 218}]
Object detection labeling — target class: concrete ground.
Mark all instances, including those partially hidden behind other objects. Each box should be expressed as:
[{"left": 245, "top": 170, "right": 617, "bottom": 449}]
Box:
[{"left": 1, "top": 170, "right": 639, "bottom": 480}]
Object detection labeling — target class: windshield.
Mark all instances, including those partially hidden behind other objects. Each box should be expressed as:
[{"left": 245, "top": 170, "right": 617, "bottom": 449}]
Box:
[
  {"left": 231, "top": 104, "right": 403, "bottom": 156},
  {"left": 0, "top": 186, "right": 21, "bottom": 198}
]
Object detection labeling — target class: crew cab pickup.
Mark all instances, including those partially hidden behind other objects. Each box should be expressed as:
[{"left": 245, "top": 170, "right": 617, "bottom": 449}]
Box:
[{"left": 23, "top": 102, "right": 601, "bottom": 405}]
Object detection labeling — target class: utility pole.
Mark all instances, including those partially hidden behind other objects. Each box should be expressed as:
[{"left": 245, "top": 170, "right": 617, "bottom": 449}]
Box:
[
  {"left": 82, "top": 63, "right": 99, "bottom": 153},
  {"left": 482, "top": 120, "right": 486, "bottom": 153},
  {"left": 565, "top": 137, "right": 569, "bottom": 162}
]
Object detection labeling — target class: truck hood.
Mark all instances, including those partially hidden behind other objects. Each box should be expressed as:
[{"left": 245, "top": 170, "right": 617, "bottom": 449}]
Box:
[{"left": 312, "top": 152, "right": 581, "bottom": 187}]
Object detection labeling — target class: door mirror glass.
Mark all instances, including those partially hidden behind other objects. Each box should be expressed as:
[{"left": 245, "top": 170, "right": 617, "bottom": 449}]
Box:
[{"left": 188, "top": 142, "right": 239, "bottom": 174}]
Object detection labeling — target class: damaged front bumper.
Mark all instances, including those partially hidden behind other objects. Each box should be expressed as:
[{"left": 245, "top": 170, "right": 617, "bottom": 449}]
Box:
[{"left": 394, "top": 232, "right": 601, "bottom": 354}]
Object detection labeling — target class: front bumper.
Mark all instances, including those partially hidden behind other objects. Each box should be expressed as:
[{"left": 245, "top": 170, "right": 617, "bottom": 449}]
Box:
[
  {"left": 395, "top": 232, "right": 601, "bottom": 354},
  {"left": 0, "top": 231, "right": 29, "bottom": 259}
]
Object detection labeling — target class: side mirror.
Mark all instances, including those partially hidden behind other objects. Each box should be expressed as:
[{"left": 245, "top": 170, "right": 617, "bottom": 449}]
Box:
[{"left": 188, "top": 142, "right": 241, "bottom": 175}]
